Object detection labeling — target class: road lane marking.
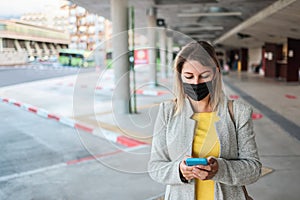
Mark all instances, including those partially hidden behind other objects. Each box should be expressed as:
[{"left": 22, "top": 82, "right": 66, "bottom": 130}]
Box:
[
  {"left": 143, "top": 193, "right": 165, "bottom": 200},
  {"left": 0, "top": 163, "right": 66, "bottom": 183},
  {"left": 0, "top": 145, "right": 148, "bottom": 183}
]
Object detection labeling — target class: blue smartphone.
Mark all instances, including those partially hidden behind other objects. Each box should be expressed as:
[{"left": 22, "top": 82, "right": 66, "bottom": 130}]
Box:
[{"left": 185, "top": 158, "right": 208, "bottom": 166}]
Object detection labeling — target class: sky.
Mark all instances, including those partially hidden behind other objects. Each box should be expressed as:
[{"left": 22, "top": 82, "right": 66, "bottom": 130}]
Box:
[{"left": 0, "top": 0, "right": 64, "bottom": 19}]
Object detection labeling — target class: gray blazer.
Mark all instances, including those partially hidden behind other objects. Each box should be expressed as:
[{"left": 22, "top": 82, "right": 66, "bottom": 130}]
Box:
[{"left": 148, "top": 96, "right": 261, "bottom": 200}]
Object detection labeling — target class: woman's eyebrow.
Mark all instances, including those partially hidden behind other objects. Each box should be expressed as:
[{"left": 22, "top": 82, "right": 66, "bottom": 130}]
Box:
[
  {"left": 183, "top": 70, "right": 211, "bottom": 75},
  {"left": 200, "top": 70, "right": 211, "bottom": 74}
]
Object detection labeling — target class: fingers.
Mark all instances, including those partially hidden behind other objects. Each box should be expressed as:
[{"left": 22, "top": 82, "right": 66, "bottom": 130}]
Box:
[
  {"left": 207, "top": 156, "right": 218, "bottom": 178},
  {"left": 193, "top": 157, "right": 219, "bottom": 180},
  {"left": 195, "top": 164, "right": 211, "bottom": 171},
  {"left": 180, "top": 156, "right": 219, "bottom": 181},
  {"left": 192, "top": 167, "right": 215, "bottom": 180},
  {"left": 192, "top": 167, "right": 209, "bottom": 180},
  {"left": 180, "top": 156, "right": 194, "bottom": 181}
]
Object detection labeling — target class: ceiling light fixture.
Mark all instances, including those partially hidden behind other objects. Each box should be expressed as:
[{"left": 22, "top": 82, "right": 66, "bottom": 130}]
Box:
[
  {"left": 189, "top": 34, "right": 216, "bottom": 38},
  {"left": 179, "top": 26, "right": 224, "bottom": 31},
  {"left": 178, "top": 12, "right": 242, "bottom": 17}
]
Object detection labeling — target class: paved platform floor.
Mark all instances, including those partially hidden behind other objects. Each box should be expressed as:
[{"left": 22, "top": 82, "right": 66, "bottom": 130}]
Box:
[{"left": 1, "top": 68, "right": 299, "bottom": 199}]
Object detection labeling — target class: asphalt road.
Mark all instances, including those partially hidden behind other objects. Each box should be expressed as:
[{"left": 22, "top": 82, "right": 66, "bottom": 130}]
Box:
[
  {"left": 0, "top": 100, "right": 163, "bottom": 200},
  {"left": 0, "top": 64, "right": 164, "bottom": 200},
  {"left": 0, "top": 63, "right": 94, "bottom": 87}
]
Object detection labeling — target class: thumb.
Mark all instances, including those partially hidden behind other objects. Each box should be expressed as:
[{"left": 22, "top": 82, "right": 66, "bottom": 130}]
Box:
[{"left": 183, "top": 155, "right": 192, "bottom": 163}]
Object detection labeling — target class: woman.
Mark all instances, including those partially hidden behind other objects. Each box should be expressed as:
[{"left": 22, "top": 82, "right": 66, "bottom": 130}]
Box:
[{"left": 148, "top": 41, "right": 261, "bottom": 200}]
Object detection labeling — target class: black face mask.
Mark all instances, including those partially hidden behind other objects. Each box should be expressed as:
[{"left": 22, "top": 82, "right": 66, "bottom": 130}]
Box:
[{"left": 182, "top": 81, "right": 213, "bottom": 101}]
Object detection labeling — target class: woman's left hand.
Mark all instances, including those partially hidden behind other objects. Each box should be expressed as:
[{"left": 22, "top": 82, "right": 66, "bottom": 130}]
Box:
[{"left": 192, "top": 157, "right": 219, "bottom": 180}]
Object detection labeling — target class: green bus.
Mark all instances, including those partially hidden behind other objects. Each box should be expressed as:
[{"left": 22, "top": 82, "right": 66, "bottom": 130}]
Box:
[{"left": 58, "top": 49, "right": 95, "bottom": 67}]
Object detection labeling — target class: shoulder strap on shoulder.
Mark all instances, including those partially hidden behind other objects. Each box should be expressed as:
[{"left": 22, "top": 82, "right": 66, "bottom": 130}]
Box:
[
  {"left": 228, "top": 100, "right": 236, "bottom": 128},
  {"left": 228, "top": 100, "right": 253, "bottom": 200}
]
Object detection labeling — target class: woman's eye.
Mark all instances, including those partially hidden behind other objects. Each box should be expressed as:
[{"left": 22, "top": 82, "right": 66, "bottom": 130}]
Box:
[
  {"left": 184, "top": 76, "right": 193, "bottom": 79},
  {"left": 201, "top": 74, "right": 210, "bottom": 79}
]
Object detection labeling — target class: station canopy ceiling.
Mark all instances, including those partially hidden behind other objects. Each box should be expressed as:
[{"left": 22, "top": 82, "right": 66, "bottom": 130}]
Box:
[{"left": 73, "top": 0, "right": 300, "bottom": 49}]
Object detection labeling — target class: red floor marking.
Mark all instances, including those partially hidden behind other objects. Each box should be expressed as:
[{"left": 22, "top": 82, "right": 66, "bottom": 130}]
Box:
[
  {"left": 252, "top": 113, "right": 263, "bottom": 120},
  {"left": 229, "top": 95, "right": 239, "bottom": 100},
  {"left": 13, "top": 102, "right": 21, "bottom": 107},
  {"left": 157, "top": 91, "right": 169, "bottom": 95},
  {"left": 135, "top": 89, "right": 143, "bottom": 94},
  {"left": 285, "top": 94, "right": 297, "bottom": 99},
  {"left": 28, "top": 107, "right": 38, "bottom": 113},
  {"left": 66, "top": 149, "right": 123, "bottom": 165},
  {"left": 95, "top": 86, "right": 102, "bottom": 90},
  {"left": 116, "top": 136, "right": 146, "bottom": 147},
  {"left": 3, "top": 99, "right": 9, "bottom": 102},
  {"left": 48, "top": 114, "right": 60, "bottom": 121},
  {"left": 75, "top": 123, "right": 94, "bottom": 133}
]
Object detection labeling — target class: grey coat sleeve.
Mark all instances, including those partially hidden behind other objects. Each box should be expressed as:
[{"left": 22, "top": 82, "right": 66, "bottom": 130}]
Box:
[
  {"left": 148, "top": 102, "right": 185, "bottom": 185},
  {"left": 212, "top": 102, "right": 262, "bottom": 186}
]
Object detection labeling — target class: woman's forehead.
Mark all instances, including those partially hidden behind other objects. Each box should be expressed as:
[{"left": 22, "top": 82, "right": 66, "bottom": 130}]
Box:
[{"left": 182, "top": 60, "right": 213, "bottom": 73}]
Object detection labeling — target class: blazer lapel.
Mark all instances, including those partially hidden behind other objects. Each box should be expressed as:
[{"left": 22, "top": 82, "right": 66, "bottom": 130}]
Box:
[
  {"left": 199, "top": 112, "right": 220, "bottom": 157},
  {"left": 181, "top": 98, "right": 196, "bottom": 156},
  {"left": 215, "top": 96, "right": 230, "bottom": 158}
]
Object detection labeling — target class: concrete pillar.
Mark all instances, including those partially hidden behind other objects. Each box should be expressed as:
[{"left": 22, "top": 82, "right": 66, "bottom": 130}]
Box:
[
  {"left": 25, "top": 41, "right": 33, "bottom": 56},
  {"left": 56, "top": 44, "right": 61, "bottom": 51},
  {"left": 111, "top": 0, "right": 130, "bottom": 114},
  {"left": 0, "top": 38, "right": 3, "bottom": 52},
  {"left": 287, "top": 38, "right": 300, "bottom": 82},
  {"left": 264, "top": 43, "right": 282, "bottom": 78},
  {"left": 240, "top": 48, "right": 248, "bottom": 71},
  {"left": 49, "top": 44, "right": 57, "bottom": 55},
  {"left": 147, "top": 7, "right": 157, "bottom": 86},
  {"left": 159, "top": 27, "right": 167, "bottom": 78},
  {"left": 14, "top": 40, "right": 22, "bottom": 51},
  {"left": 34, "top": 42, "right": 42, "bottom": 58},
  {"left": 42, "top": 43, "right": 50, "bottom": 57},
  {"left": 167, "top": 32, "right": 173, "bottom": 77}
]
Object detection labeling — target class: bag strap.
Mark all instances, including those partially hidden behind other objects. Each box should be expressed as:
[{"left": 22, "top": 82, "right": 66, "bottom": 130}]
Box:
[
  {"left": 228, "top": 100, "right": 253, "bottom": 200},
  {"left": 228, "top": 100, "right": 235, "bottom": 129},
  {"left": 242, "top": 186, "right": 253, "bottom": 200}
]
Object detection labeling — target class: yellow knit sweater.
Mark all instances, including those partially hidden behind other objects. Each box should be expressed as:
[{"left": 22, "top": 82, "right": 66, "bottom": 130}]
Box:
[{"left": 192, "top": 112, "right": 220, "bottom": 200}]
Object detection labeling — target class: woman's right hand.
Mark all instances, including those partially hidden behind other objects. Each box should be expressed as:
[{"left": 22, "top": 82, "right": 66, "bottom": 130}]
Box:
[{"left": 179, "top": 156, "right": 195, "bottom": 181}]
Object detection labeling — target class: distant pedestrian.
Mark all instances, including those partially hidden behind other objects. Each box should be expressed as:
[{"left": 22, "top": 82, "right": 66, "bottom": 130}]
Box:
[
  {"left": 148, "top": 41, "right": 261, "bottom": 200},
  {"left": 233, "top": 53, "right": 239, "bottom": 71}
]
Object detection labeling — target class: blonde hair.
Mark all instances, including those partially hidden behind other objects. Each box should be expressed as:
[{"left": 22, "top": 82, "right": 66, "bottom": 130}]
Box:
[{"left": 173, "top": 41, "right": 224, "bottom": 115}]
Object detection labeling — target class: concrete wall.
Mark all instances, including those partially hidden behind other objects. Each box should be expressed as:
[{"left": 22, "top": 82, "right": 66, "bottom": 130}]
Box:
[{"left": 0, "top": 48, "right": 28, "bottom": 66}]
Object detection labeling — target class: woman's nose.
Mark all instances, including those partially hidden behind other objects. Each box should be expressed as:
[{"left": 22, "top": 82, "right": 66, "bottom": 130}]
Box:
[{"left": 192, "top": 78, "right": 200, "bottom": 84}]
